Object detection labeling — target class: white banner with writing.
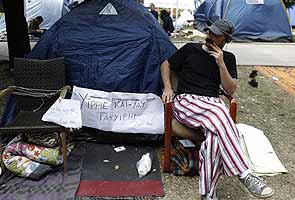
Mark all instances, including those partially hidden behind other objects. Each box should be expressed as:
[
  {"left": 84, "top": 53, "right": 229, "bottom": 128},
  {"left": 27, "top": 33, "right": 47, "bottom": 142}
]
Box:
[{"left": 71, "top": 86, "right": 164, "bottom": 134}]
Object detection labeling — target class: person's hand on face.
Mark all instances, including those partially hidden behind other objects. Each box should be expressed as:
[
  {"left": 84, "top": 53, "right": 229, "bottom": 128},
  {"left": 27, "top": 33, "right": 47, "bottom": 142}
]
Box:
[
  {"left": 207, "top": 43, "right": 224, "bottom": 66},
  {"left": 205, "top": 38, "right": 214, "bottom": 51}
]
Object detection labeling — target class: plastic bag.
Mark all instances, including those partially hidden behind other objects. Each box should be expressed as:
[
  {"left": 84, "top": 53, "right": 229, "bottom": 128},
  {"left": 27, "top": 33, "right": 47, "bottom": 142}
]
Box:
[{"left": 136, "top": 153, "right": 152, "bottom": 178}]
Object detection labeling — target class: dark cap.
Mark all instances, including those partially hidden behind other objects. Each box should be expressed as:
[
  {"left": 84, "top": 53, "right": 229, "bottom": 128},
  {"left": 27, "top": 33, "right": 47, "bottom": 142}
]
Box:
[{"left": 204, "top": 19, "right": 234, "bottom": 36}]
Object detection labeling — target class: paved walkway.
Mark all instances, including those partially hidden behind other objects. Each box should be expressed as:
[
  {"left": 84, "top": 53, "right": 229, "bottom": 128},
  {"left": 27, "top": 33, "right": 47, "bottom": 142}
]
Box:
[{"left": 173, "top": 42, "right": 295, "bottom": 67}]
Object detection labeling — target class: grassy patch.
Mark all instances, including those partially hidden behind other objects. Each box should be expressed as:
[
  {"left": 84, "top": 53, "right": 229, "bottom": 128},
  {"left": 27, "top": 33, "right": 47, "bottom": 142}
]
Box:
[
  {"left": 235, "top": 67, "right": 295, "bottom": 155},
  {"left": 171, "top": 35, "right": 205, "bottom": 42}
]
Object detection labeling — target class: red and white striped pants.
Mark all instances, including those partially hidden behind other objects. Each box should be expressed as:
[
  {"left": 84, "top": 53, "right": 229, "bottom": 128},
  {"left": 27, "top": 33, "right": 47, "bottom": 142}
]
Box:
[{"left": 172, "top": 94, "right": 249, "bottom": 197}]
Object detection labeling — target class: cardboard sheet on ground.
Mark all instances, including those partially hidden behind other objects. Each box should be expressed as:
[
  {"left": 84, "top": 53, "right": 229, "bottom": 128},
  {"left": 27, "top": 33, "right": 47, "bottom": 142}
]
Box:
[
  {"left": 237, "top": 123, "right": 288, "bottom": 176},
  {"left": 71, "top": 86, "right": 164, "bottom": 134},
  {"left": 42, "top": 99, "right": 82, "bottom": 128},
  {"left": 76, "top": 143, "right": 164, "bottom": 197}
]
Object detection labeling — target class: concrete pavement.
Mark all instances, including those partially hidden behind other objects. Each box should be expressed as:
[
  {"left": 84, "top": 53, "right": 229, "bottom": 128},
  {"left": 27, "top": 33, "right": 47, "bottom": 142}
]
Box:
[
  {"left": 0, "top": 42, "right": 37, "bottom": 61},
  {"left": 174, "top": 42, "right": 295, "bottom": 67}
]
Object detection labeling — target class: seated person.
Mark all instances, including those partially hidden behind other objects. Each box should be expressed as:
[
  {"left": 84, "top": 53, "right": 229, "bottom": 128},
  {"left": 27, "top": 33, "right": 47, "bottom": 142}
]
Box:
[
  {"left": 160, "top": 9, "right": 174, "bottom": 36},
  {"left": 28, "top": 16, "right": 46, "bottom": 37},
  {"left": 160, "top": 19, "right": 274, "bottom": 200}
]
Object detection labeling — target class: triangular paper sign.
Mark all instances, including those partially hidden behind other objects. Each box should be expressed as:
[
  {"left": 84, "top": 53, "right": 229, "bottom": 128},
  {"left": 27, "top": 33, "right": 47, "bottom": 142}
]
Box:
[
  {"left": 99, "top": 3, "right": 118, "bottom": 15},
  {"left": 42, "top": 99, "right": 82, "bottom": 128}
]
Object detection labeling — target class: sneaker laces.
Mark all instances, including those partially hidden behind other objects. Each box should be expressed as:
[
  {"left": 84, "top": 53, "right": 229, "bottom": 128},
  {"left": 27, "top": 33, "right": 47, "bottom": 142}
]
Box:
[{"left": 247, "top": 174, "right": 267, "bottom": 191}]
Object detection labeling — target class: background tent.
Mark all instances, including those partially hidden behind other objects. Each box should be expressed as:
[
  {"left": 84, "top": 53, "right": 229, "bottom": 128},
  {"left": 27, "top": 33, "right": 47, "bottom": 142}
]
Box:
[
  {"left": 0, "top": 0, "right": 81, "bottom": 33},
  {"left": 27, "top": 0, "right": 177, "bottom": 96},
  {"left": 174, "top": 10, "right": 194, "bottom": 30},
  {"left": 288, "top": 5, "right": 295, "bottom": 27},
  {"left": 194, "top": 0, "right": 293, "bottom": 42}
]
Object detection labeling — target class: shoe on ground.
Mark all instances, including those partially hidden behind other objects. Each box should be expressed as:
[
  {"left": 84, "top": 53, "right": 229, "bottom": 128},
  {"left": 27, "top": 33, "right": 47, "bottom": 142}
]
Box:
[
  {"left": 201, "top": 195, "right": 218, "bottom": 200},
  {"left": 239, "top": 173, "right": 274, "bottom": 199}
]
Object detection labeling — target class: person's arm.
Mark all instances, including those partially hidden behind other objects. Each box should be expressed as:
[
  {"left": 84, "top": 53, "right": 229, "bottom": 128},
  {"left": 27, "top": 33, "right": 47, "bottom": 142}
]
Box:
[
  {"left": 218, "top": 62, "right": 237, "bottom": 95},
  {"left": 28, "top": 21, "right": 44, "bottom": 34},
  {"left": 36, "top": 29, "right": 44, "bottom": 33},
  {"left": 168, "top": 17, "right": 174, "bottom": 33},
  {"left": 161, "top": 44, "right": 188, "bottom": 102},
  {"left": 160, "top": 60, "right": 174, "bottom": 103},
  {"left": 28, "top": 21, "right": 34, "bottom": 34},
  {"left": 208, "top": 43, "right": 237, "bottom": 95},
  {"left": 162, "top": 19, "right": 168, "bottom": 32}
]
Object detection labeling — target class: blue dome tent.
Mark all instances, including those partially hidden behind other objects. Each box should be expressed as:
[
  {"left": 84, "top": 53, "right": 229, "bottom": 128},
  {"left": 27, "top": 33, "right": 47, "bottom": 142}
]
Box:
[
  {"left": 288, "top": 5, "right": 295, "bottom": 27},
  {"left": 194, "top": 0, "right": 293, "bottom": 42},
  {"left": 28, "top": 0, "right": 177, "bottom": 95}
]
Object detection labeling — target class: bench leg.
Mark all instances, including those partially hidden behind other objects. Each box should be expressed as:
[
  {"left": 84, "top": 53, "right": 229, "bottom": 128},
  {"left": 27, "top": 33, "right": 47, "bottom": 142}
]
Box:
[{"left": 61, "top": 131, "right": 67, "bottom": 175}]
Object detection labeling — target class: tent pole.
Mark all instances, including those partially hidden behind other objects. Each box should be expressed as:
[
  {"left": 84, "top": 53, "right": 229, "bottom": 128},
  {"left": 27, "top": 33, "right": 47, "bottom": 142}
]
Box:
[
  {"left": 223, "top": 0, "right": 231, "bottom": 19},
  {"left": 176, "top": 0, "right": 179, "bottom": 20},
  {"left": 3, "top": 0, "right": 31, "bottom": 69}
]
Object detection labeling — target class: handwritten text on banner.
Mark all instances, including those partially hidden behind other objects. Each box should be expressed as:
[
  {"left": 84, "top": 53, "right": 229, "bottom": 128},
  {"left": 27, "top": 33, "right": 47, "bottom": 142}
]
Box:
[
  {"left": 71, "top": 86, "right": 164, "bottom": 134},
  {"left": 42, "top": 99, "right": 82, "bottom": 128}
]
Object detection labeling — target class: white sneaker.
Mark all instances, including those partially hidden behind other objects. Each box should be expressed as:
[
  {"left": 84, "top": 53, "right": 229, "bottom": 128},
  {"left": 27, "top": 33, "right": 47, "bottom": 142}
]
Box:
[{"left": 239, "top": 173, "right": 274, "bottom": 199}]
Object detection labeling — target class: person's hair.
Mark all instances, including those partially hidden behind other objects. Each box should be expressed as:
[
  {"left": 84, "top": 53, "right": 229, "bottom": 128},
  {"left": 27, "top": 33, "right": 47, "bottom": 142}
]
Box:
[
  {"left": 223, "top": 20, "right": 234, "bottom": 43},
  {"left": 160, "top": 9, "right": 169, "bottom": 20},
  {"left": 137, "top": 0, "right": 144, "bottom": 4},
  {"left": 35, "top": 16, "right": 43, "bottom": 22},
  {"left": 150, "top": 3, "right": 155, "bottom": 10}
]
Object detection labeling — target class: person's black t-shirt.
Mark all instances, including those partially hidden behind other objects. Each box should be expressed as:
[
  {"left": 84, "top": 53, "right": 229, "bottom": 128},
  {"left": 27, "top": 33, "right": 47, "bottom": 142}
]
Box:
[{"left": 168, "top": 43, "right": 237, "bottom": 97}]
